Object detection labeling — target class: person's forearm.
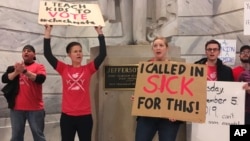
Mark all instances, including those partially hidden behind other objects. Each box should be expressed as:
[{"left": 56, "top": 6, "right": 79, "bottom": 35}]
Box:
[
  {"left": 94, "top": 35, "right": 107, "bottom": 69},
  {"left": 8, "top": 71, "right": 19, "bottom": 80},
  {"left": 44, "top": 38, "right": 58, "bottom": 69},
  {"left": 44, "top": 31, "right": 51, "bottom": 39},
  {"left": 23, "top": 69, "right": 37, "bottom": 81}
]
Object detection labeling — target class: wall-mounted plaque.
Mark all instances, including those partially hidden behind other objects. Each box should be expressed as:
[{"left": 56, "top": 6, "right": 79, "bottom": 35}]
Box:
[{"left": 104, "top": 65, "right": 138, "bottom": 90}]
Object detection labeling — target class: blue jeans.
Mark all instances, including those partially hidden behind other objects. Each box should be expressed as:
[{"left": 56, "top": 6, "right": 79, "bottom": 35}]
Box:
[
  {"left": 10, "top": 109, "right": 46, "bottom": 141},
  {"left": 135, "top": 116, "right": 182, "bottom": 141}
]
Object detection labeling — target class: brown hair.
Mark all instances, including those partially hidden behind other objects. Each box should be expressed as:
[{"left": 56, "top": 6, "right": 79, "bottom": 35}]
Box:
[
  {"left": 152, "top": 36, "right": 168, "bottom": 47},
  {"left": 205, "top": 39, "right": 221, "bottom": 50}
]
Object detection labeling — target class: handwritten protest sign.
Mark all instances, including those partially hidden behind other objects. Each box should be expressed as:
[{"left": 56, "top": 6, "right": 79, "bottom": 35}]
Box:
[
  {"left": 131, "top": 61, "right": 207, "bottom": 123},
  {"left": 244, "top": 1, "right": 250, "bottom": 35},
  {"left": 191, "top": 81, "right": 245, "bottom": 141},
  {"left": 38, "top": 0, "right": 105, "bottom": 26},
  {"left": 216, "top": 39, "right": 236, "bottom": 66}
]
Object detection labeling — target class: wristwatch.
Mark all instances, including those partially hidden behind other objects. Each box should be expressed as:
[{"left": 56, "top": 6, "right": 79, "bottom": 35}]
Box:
[{"left": 22, "top": 69, "right": 27, "bottom": 74}]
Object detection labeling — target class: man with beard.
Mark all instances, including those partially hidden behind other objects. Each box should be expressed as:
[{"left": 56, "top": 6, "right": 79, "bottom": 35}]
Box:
[
  {"left": 232, "top": 45, "right": 250, "bottom": 81},
  {"left": 236, "top": 45, "right": 250, "bottom": 125}
]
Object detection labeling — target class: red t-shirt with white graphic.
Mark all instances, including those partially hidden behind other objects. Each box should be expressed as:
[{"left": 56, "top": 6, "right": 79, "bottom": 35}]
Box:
[
  {"left": 207, "top": 65, "right": 217, "bottom": 81},
  {"left": 14, "top": 63, "right": 46, "bottom": 110},
  {"left": 56, "top": 61, "right": 96, "bottom": 116}
]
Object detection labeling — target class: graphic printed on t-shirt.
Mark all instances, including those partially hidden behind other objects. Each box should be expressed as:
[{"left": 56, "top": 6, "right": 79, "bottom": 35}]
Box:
[
  {"left": 66, "top": 72, "right": 86, "bottom": 92},
  {"left": 207, "top": 66, "right": 217, "bottom": 81},
  {"left": 19, "top": 75, "right": 30, "bottom": 86}
]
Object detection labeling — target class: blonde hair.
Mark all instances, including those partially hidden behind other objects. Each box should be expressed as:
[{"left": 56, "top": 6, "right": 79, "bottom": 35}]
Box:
[{"left": 152, "top": 36, "right": 168, "bottom": 47}]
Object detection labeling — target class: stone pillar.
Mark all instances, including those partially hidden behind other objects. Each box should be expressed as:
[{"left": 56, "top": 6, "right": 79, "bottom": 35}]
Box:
[
  {"left": 90, "top": 45, "right": 186, "bottom": 141},
  {"left": 133, "top": 0, "right": 148, "bottom": 44}
]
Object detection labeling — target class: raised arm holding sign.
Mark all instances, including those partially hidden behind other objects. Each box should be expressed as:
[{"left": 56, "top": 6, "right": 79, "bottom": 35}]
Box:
[{"left": 43, "top": 25, "right": 106, "bottom": 141}]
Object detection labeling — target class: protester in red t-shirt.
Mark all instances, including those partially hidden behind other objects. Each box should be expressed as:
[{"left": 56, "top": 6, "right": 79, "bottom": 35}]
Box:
[
  {"left": 43, "top": 25, "right": 106, "bottom": 141},
  {"left": 2, "top": 45, "right": 46, "bottom": 141},
  {"left": 232, "top": 45, "right": 250, "bottom": 125}
]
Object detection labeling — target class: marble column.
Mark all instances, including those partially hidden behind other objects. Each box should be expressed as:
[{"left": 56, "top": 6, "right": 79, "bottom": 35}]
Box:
[{"left": 133, "top": 0, "right": 148, "bottom": 44}]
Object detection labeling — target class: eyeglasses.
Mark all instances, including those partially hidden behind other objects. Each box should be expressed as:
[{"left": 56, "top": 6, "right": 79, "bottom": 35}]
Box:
[
  {"left": 206, "top": 48, "right": 219, "bottom": 52},
  {"left": 240, "top": 51, "right": 250, "bottom": 55}
]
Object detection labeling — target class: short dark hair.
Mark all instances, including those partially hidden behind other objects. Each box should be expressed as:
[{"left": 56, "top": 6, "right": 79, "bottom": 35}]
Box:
[
  {"left": 23, "top": 44, "right": 35, "bottom": 53},
  {"left": 23, "top": 44, "right": 36, "bottom": 60},
  {"left": 66, "top": 42, "right": 82, "bottom": 53},
  {"left": 240, "top": 45, "right": 250, "bottom": 52},
  {"left": 205, "top": 39, "right": 221, "bottom": 50}
]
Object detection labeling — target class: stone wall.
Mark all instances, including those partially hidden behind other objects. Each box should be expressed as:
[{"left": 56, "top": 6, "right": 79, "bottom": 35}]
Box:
[{"left": 174, "top": 0, "right": 250, "bottom": 64}]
